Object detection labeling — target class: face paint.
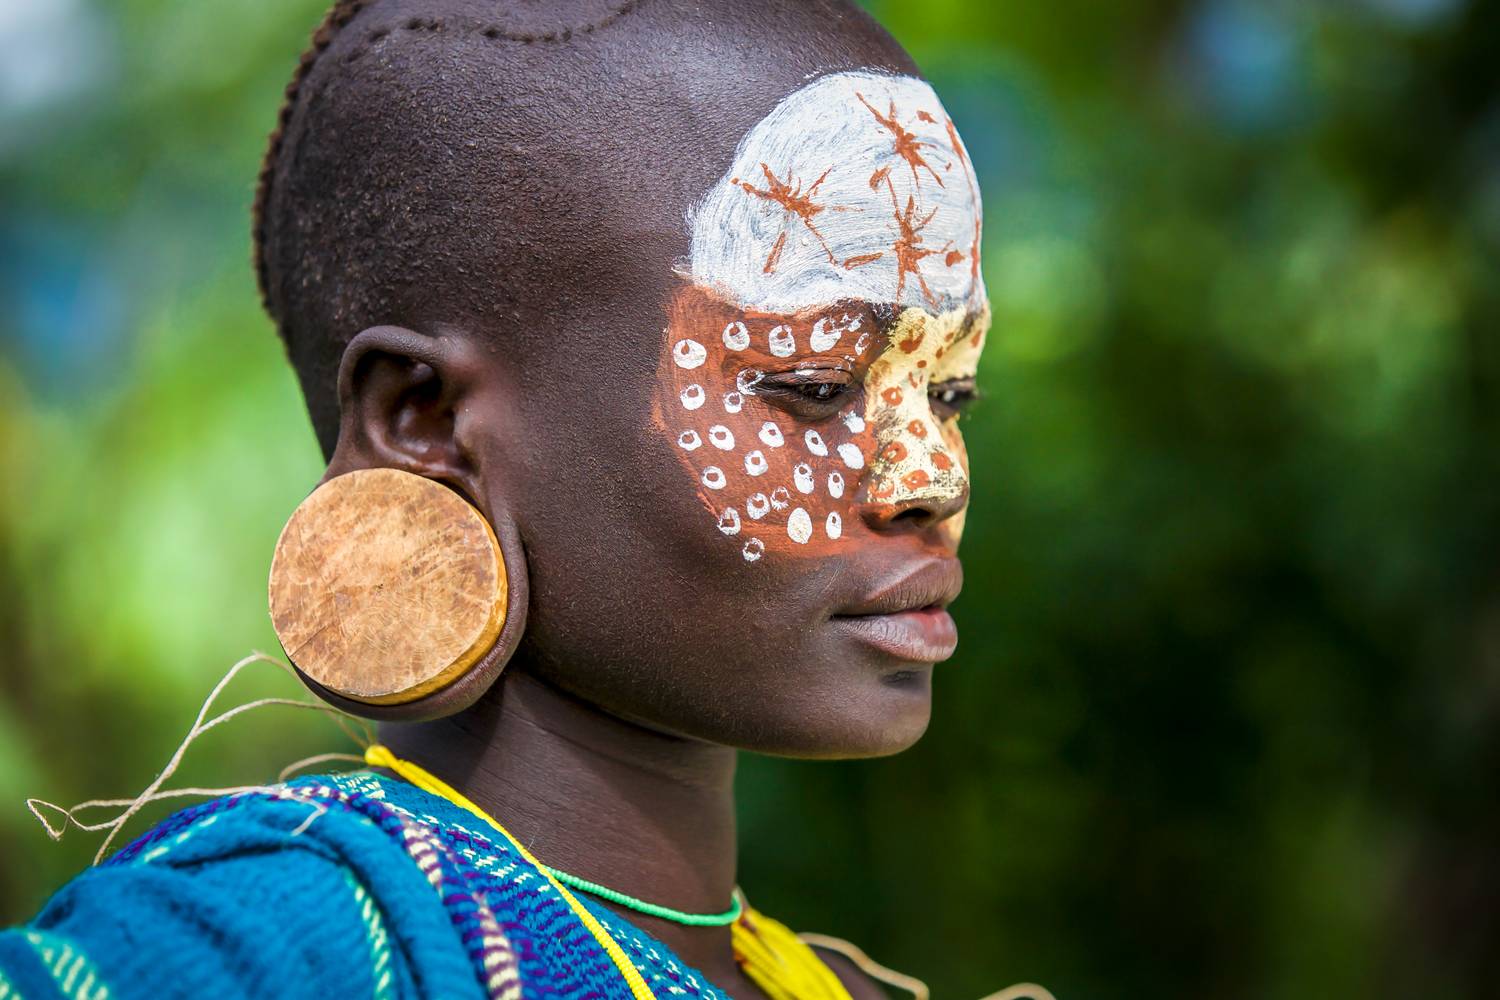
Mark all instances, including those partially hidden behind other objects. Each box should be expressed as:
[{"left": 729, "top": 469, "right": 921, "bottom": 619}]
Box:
[
  {"left": 653, "top": 70, "right": 989, "bottom": 563},
  {"left": 687, "top": 70, "right": 984, "bottom": 314}
]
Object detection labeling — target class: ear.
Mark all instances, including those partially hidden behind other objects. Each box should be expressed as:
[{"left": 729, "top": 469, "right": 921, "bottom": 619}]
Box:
[
  {"left": 291, "top": 325, "right": 530, "bottom": 723},
  {"left": 322, "top": 325, "right": 486, "bottom": 504}
]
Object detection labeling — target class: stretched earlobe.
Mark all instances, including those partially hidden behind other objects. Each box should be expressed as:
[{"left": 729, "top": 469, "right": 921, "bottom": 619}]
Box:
[
  {"left": 269, "top": 467, "right": 529, "bottom": 721},
  {"left": 274, "top": 326, "right": 527, "bottom": 719}
]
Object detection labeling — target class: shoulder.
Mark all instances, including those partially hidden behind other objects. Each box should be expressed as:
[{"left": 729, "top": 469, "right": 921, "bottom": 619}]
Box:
[{"left": 2, "top": 773, "right": 482, "bottom": 1000}]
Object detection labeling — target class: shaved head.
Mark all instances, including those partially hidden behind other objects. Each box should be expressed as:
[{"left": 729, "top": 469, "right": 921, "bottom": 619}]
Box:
[
  {"left": 262, "top": 0, "right": 990, "bottom": 759},
  {"left": 255, "top": 0, "right": 916, "bottom": 455}
]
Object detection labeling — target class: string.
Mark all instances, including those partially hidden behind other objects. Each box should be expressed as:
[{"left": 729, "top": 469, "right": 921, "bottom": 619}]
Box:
[
  {"left": 26, "top": 651, "right": 366, "bottom": 863},
  {"left": 796, "top": 932, "right": 932, "bottom": 1000},
  {"left": 977, "top": 986, "right": 1058, "bottom": 1000},
  {"left": 277, "top": 752, "right": 367, "bottom": 781}
]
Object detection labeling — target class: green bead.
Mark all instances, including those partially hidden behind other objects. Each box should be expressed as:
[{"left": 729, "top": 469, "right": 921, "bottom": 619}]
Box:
[{"left": 541, "top": 867, "right": 745, "bottom": 927}]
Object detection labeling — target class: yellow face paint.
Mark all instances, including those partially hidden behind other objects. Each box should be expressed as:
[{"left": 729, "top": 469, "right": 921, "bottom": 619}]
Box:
[{"left": 860, "top": 302, "right": 989, "bottom": 543}]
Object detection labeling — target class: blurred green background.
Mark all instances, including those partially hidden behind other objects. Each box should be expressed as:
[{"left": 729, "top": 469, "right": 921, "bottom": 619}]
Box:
[{"left": 2, "top": 1, "right": 1498, "bottom": 997}]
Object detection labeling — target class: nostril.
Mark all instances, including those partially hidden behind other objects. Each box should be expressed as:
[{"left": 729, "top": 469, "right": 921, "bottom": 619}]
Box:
[{"left": 891, "top": 506, "right": 928, "bottom": 523}]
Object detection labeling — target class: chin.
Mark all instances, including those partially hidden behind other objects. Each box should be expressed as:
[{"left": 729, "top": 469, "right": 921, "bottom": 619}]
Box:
[{"left": 750, "top": 661, "right": 936, "bottom": 760}]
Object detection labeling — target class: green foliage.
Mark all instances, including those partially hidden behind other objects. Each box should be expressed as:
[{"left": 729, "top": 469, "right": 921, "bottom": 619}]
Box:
[{"left": 2, "top": 1, "right": 1497, "bottom": 998}]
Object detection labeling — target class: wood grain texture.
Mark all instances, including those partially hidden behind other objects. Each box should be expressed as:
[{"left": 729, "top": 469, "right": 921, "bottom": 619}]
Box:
[{"left": 268, "top": 468, "right": 506, "bottom": 704}]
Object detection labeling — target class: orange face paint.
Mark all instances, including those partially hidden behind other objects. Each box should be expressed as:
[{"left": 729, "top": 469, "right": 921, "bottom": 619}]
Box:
[{"left": 652, "top": 285, "right": 989, "bottom": 563}]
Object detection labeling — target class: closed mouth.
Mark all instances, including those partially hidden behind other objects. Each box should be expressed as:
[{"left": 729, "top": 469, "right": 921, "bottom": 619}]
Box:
[{"left": 831, "top": 559, "right": 963, "bottom": 662}]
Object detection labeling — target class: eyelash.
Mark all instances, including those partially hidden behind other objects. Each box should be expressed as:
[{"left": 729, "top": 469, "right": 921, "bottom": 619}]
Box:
[
  {"left": 928, "top": 377, "right": 980, "bottom": 419},
  {"left": 756, "top": 370, "right": 981, "bottom": 424},
  {"left": 756, "top": 370, "right": 856, "bottom": 417}
]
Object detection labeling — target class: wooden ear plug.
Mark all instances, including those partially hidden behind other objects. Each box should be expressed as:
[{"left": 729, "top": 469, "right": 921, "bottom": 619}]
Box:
[{"left": 268, "top": 468, "right": 507, "bottom": 705}]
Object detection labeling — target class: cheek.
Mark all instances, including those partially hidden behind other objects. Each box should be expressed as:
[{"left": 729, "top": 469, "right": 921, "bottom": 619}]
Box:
[{"left": 657, "top": 316, "right": 873, "bottom": 564}]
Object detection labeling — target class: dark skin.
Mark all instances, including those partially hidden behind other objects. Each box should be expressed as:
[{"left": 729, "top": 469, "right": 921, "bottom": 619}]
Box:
[
  {"left": 268, "top": 2, "right": 984, "bottom": 996},
  {"left": 316, "top": 318, "right": 969, "bottom": 997}
]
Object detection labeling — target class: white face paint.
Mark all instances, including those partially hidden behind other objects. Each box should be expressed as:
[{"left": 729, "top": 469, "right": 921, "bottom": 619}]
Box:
[
  {"left": 674, "top": 339, "right": 707, "bottom": 369},
  {"left": 686, "top": 70, "right": 984, "bottom": 314},
  {"left": 786, "top": 508, "right": 813, "bottom": 544},
  {"left": 793, "top": 463, "right": 815, "bottom": 494},
  {"left": 723, "top": 321, "right": 750, "bottom": 351}
]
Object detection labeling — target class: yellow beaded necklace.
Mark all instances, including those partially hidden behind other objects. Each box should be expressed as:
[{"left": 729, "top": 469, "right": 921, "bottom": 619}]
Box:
[{"left": 364, "top": 744, "right": 853, "bottom": 1000}]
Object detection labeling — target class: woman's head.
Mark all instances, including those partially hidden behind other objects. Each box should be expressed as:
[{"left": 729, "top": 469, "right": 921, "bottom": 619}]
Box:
[{"left": 257, "top": 0, "right": 988, "bottom": 757}]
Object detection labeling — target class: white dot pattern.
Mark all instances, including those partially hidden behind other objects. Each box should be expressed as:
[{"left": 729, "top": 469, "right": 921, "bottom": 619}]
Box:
[{"left": 661, "top": 293, "right": 985, "bottom": 566}]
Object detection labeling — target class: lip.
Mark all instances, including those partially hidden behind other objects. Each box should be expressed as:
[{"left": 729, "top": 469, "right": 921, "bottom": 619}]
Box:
[
  {"left": 831, "top": 559, "right": 963, "bottom": 662},
  {"left": 831, "top": 606, "right": 958, "bottom": 662}
]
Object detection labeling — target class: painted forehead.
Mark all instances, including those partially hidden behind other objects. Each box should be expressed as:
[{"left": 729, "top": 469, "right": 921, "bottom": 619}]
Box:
[{"left": 686, "top": 70, "right": 984, "bottom": 315}]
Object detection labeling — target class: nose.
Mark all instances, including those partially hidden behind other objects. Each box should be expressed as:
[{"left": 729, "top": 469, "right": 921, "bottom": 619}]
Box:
[{"left": 858, "top": 475, "right": 969, "bottom": 532}]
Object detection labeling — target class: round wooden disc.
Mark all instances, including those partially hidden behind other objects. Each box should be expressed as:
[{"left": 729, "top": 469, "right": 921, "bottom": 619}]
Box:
[{"left": 268, "top": 468, "right": 507, "bottom": 705}]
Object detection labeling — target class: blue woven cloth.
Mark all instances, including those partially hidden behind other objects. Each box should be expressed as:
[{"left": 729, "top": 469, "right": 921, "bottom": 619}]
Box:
[{"left": 0, "top": 771, "right": 736, "bottom": 1000}]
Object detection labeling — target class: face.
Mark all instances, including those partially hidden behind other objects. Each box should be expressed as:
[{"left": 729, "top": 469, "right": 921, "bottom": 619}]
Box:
[{"left": 495, "top": 70, "right": 988, "bottom": 756}]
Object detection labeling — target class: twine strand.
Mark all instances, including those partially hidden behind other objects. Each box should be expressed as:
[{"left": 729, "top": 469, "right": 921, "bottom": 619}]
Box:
[
  {"left": 796, "top": 932, "right": 932, "bottom": 1000},
  {"left": 978, "top": 986, "right": 1058, "bottom": 1000},
  {"left": 25, "top": 650, "right": 364, "bottom": 863},
  {"left": 278, "top": 752, "right": 367, "bottom": 782}
]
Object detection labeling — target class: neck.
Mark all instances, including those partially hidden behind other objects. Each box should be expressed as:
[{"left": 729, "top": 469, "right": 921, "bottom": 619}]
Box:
[{"left": 377, "top": 667, "right": 745, "bottom": 979}]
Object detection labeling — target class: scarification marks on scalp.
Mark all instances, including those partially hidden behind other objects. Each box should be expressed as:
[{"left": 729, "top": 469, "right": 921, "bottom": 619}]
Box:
[{"left": 253, "top": 0, "right": 642, "bottom": 320}]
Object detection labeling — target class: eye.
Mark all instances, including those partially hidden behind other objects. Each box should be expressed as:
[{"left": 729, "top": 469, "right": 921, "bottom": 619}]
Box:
[
  {"left": 755, "top": 368, "right": 855, "bottom": 419},
  {"left": 928, "top": 376, "right": 980, "bottom": 420},
  {"left": 797, "top": 382, "right": 845, "bottom": 403}
]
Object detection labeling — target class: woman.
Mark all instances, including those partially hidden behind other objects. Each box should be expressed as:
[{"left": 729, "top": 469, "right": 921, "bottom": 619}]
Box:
[{"left": 0, "top": 1, "right": 1004, "bottom": 997}]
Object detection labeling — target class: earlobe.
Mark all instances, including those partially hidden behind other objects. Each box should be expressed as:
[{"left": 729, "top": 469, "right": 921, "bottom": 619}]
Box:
[
  {"left": 269, "top": 326, "right": 530, "bottom": 721},
  {"left": 270, "top": 468, "right": 531, "bottom": 721}
]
